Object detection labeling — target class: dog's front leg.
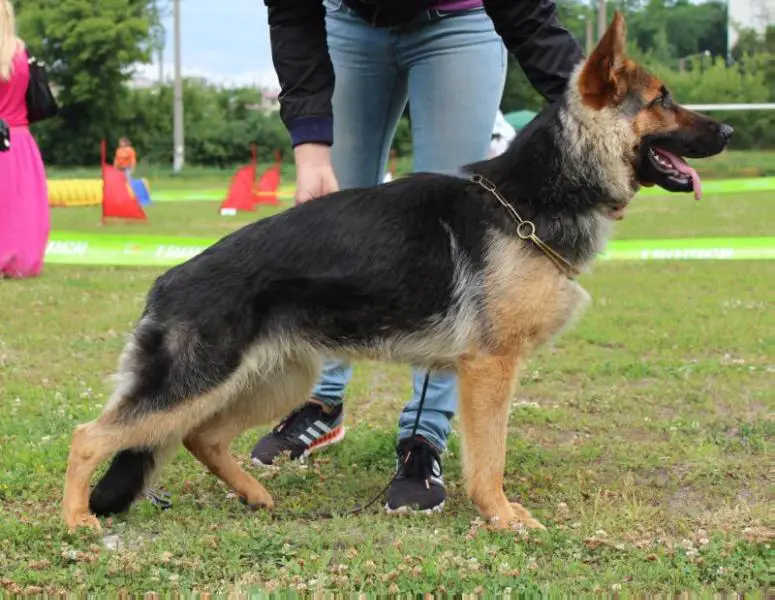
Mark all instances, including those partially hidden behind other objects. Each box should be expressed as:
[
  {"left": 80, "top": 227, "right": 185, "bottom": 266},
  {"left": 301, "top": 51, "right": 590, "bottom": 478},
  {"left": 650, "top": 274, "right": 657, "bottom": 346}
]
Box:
[{"left": 458, "top": 353, "right": 544, "bottom": 530}]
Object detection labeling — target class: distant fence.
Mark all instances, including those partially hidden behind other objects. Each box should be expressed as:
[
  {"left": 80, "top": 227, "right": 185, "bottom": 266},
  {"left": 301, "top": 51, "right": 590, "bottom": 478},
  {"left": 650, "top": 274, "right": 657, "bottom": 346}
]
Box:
[{"left": 684, "top": 103, "right": 775, "bottom": 111}]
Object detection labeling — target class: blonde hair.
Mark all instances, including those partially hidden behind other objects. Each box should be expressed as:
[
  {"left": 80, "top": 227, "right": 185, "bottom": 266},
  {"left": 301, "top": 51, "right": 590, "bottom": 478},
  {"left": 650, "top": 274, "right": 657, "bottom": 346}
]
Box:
[{"left": 0, "top": 0, "right": 20, "bottom": 81}]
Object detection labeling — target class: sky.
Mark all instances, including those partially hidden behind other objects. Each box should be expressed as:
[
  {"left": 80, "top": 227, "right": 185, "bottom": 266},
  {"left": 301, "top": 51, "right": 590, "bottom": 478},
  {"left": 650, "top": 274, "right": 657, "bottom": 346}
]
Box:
[
  {"left": 135, "top": 0, "right": 279, "bottom": 89},
  {"left": 133, "top": 0, "right": 754, "bottom": 88}
]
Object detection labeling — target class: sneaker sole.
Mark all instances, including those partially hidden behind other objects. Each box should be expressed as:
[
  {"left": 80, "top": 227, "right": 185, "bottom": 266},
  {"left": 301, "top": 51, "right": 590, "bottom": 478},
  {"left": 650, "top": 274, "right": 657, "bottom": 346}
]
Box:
[
  {"left": 384, "top": 500, "right": 445, "bottom": 516},
  {"left": 250, "top": 426, "right": 346, "bottom": 468}
]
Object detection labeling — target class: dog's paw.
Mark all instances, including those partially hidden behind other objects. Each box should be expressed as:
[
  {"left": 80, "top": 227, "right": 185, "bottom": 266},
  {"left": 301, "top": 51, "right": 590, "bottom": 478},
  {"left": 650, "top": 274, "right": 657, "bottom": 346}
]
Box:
[
  {"left": 238, "top": 485, "right": 275, "bottom": 512},
  {"left": 239, "top": 496, "right": 274, "bottom": 512},
  {"left": 488, "top": 503, "right": 545, "bottom": 532},
  {"left": 65, "top": 512, "right": 102, "bottom": 533}
]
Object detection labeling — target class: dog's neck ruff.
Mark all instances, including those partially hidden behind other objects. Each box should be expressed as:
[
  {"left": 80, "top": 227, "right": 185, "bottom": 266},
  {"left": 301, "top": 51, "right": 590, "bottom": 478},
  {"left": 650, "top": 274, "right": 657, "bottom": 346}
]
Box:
[{"left": 469, "top": 174, "right": 580, "bottom": 280}]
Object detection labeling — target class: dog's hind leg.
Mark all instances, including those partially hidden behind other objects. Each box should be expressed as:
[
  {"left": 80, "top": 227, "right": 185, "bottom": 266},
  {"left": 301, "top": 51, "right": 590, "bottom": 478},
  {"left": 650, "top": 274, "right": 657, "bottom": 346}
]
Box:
[
  {"left": 62, "top": 417, "right": 127, "bottom": 532},
  {"left": 458, "top": 352, "right": 545, "bottom": 530},
  {"left": 183, "top": 354, "right": 320, "bottom": 510},
  {"left": 63, "top": 411, "right": 194, "bottom": 532},
  {"left": 183, "top": 403, "right": 275, "bottom": 510},
  {"left": 64, "top": 384, "right": 241, "bottom": 532}
]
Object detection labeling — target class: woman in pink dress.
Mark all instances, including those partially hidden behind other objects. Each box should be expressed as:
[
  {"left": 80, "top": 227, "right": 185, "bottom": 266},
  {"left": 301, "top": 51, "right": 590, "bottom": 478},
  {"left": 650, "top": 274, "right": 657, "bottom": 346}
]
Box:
[{"left": 0, "top": 0, "right": 49, "bottom": 279}]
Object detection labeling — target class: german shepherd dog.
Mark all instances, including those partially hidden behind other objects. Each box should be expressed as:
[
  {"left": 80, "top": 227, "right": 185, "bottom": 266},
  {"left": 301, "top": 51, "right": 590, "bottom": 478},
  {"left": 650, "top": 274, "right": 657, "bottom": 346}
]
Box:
[{"left": 62, "top": 13, "right": 732, "bottom": 532}]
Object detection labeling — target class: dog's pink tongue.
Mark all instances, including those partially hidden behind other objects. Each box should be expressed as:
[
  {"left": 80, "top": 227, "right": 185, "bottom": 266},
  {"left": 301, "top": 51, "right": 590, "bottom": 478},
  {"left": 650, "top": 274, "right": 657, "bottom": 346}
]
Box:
[{"left": 660, "top": 149, "right": 703, "bottom": 201}]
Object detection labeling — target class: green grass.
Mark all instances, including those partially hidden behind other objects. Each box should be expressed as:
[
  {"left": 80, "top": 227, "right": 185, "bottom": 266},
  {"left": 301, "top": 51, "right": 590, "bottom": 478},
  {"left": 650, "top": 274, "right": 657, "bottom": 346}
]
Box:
[
  {"left": 45, "top": 164, "right": 298, "bottom": 193},
  {"left": 44, "top": 150, "right": 775, "bottom": 193},
  {"left": 0, "top": 190, "right": 772, "bottom": 596}
]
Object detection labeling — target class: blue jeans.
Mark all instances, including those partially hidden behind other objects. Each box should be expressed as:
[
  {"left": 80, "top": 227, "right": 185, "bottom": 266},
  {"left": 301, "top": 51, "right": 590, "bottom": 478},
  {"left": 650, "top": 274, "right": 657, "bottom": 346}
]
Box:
[{"left": 313, "top": 1, "right": 507, "bottom": 452}]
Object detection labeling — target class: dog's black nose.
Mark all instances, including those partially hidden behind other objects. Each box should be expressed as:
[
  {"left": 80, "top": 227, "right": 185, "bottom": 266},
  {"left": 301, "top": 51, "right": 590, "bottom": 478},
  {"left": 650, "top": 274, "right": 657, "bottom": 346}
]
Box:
[{"left": 719, "top": 123, "right": 734, "bottom": 141}]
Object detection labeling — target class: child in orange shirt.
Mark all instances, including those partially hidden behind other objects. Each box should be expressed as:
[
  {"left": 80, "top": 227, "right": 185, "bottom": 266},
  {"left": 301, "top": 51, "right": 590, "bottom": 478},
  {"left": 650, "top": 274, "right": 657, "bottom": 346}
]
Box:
[{"left": 114, "top": 137, "right": 136, "bottom": 179}]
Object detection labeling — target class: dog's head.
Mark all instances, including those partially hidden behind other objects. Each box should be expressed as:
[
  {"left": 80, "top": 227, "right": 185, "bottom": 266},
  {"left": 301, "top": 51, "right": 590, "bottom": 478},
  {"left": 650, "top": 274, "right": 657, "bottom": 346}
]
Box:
[{"left": 576, "top": 12, "right": 732, "bottom": 214}]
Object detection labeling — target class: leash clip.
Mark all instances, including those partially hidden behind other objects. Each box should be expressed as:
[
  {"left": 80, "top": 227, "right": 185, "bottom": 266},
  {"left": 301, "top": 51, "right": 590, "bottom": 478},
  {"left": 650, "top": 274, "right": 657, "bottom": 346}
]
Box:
[
  {"left": 468, "top": 174, "right": 496, "bottom": 192},
  {"left": 516, "top": 221, "right": 536, "bottom": 240},
  {"left": 469, "top": 172, "right": 579, "bottom": 280}
]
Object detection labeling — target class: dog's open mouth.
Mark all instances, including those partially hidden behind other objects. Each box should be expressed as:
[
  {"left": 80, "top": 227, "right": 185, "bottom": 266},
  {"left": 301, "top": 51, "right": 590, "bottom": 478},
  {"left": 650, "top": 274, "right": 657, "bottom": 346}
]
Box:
[{"left": 648, "top": 148, "right": 702, "bottom": 201}]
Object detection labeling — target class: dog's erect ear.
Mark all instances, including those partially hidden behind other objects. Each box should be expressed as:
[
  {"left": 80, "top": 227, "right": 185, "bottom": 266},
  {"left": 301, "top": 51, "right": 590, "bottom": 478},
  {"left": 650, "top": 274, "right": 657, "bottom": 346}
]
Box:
[{"left": 578, "top": 11, "right": 628, "bottom": 108}]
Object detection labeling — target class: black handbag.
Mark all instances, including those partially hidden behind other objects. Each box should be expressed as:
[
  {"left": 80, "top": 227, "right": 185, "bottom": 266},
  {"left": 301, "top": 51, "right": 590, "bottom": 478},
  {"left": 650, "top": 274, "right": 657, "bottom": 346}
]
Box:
[
  {"left": 0, "top": 119, "right": 10, "bottom": 152},
  {"left": 25, "top": 54, "right": 59, "bottom": 124}
]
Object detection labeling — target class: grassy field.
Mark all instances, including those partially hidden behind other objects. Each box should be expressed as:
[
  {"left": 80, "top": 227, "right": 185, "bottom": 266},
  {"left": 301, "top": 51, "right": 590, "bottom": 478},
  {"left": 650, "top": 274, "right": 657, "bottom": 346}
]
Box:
[
  {"left": 0, "top": 189, "right": 773, "bottom": 596},
  {"left": 45, "top": 149, "right": 775, "bottom": 194}
]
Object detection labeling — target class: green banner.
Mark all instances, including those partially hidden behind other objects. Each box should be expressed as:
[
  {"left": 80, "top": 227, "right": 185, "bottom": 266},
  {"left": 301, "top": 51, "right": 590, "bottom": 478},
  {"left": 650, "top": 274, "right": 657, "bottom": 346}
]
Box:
[
  {"left": 598, "top": 237, "right": 775, "bottom": 261},
  {"left": 638, "top": 176, "right": 775, "bottom": 196},
  {"left": 44, "top": 232, "right": 775, "bottom": 267},
  {"left": 152, "top": 185, "right": 296, "bottom": 203}
]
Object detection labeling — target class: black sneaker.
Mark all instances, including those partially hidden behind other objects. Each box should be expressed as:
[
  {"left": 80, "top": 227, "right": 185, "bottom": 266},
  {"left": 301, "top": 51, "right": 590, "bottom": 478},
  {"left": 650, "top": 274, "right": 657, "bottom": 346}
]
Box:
[
  {"left": 250, "top": 402, "right": 345, "bottom": 467},
  {"left": 385, "top": 436, "right": 446, "bottom": 514}
]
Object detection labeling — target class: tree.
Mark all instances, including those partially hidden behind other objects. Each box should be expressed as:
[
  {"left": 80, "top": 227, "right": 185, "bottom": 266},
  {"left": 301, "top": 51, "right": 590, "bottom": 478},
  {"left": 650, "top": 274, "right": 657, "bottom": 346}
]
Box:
[
  {"left": 624, "top": 0, "right": 726, "bottom": 61},
  {"left": 16, "top": 0, "right": 155, "bottom": 165}
]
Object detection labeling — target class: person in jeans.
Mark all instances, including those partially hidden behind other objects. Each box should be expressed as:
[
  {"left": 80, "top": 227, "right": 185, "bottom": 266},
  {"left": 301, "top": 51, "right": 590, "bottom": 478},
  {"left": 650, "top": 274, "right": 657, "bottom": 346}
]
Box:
[{"left": 253, "top": 0, "right": 583, "bottom": 514}]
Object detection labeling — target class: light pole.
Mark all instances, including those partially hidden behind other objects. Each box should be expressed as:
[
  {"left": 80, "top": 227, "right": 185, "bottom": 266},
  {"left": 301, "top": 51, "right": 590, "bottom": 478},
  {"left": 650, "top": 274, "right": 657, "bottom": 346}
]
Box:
[
  {"left": 172, "top": 0, "right": 184, "bottom": 173},
  {"left": 597, "top": 0, "right": 606, "bottom": 41},
  {"left": 585, "top": 1, "right": 594, "bottom": 53},
  {"left": 158, "top": 27, "right": 165, "bottom": 84}
]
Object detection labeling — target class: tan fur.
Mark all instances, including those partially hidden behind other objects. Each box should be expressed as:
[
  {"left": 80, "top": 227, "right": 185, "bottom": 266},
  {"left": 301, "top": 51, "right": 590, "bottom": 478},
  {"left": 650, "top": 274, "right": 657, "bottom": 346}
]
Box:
[
  {"left": 455, "top": 236, "right": 591, "bottom": 529},
  {"left": 484, "top": 234, "right": 591, "bottom": 351},
  {"left": 183, "top": 434, "right": 274, "bottom": 510},
  {"left": 183, "top": 353, "right": 320, "bottom": 508}
]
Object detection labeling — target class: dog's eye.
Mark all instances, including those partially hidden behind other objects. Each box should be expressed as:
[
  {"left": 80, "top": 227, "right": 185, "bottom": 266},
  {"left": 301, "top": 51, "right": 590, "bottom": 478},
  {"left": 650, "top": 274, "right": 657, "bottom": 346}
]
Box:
[{"left": 648, "top": 93, "right": 672, "bottom": 110}]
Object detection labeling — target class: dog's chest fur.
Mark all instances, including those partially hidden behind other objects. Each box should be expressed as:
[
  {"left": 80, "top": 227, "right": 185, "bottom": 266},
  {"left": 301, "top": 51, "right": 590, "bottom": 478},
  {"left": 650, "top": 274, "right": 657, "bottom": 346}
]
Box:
[{"left": 475, "top": 232, "right": 591, "bottom": 356}]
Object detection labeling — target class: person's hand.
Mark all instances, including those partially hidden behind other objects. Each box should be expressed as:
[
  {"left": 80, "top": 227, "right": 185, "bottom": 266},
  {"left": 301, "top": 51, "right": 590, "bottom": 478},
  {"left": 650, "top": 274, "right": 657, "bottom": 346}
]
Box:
[
  {"left": 0, "top": 119, "right": 10, "bottom": 152},
  {"left": 294, "top": 143, "right": 339, "bottom": 203}
]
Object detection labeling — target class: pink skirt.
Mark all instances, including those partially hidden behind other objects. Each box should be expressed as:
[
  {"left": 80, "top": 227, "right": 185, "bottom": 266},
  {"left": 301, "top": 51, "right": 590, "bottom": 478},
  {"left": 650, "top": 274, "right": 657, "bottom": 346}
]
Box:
[{"left": 0, "top": 126, "right": 50, "bottom": 278}]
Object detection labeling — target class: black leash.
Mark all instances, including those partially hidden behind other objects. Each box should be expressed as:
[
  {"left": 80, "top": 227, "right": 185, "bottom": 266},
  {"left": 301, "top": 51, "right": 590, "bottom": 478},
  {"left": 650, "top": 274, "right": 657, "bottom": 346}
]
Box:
[{"left": 282, "top": 370, "right": 432, "bottom": 521}]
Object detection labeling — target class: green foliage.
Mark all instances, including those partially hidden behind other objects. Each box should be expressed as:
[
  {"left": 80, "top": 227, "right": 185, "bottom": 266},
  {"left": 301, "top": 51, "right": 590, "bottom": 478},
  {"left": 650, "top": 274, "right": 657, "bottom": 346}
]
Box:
[
  {"left": 503, "top": 1, "right": 774, "bottom": 150},
  {"left": 626, "top": 0, "right": 728, "bottom": 58},
  {"left": 111, "top": 81, "right": 293, "bottom": 168},
  {"left": 16, "top": 0, "right": 156, "bottom": 164}
]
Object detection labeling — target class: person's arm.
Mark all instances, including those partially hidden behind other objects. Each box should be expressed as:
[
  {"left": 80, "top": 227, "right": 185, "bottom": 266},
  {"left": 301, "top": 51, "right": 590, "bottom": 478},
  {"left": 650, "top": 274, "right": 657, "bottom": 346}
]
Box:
[
  {"left": 264, "top": 0, "right": 335, "bottom": 147},
  {"left": 130, "top": 148, "right": 137, "bottom": 170},
  {"left": 482, "top": 0, "right": 584, "bottom": 104},
  {"left": 264, "top": 0, "right": 339, "bottom": 202}
]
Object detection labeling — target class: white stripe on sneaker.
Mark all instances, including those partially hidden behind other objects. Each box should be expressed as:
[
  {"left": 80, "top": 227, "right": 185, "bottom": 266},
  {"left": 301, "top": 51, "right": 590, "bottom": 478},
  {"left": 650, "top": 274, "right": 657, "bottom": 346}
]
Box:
[
  {"left": 298, "top": 433, "right": 313, "bottom": 446},
  {"left": 313, "top": 420, "right": 332, "bottom": 434},
  {"left": 306, "top": 426, "right": 324, "bottom": 440}
]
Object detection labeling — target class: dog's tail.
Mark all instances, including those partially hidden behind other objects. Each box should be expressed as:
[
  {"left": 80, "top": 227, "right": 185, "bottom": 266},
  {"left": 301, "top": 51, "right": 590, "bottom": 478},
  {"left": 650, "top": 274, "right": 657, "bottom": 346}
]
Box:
[{"left": 89, "top": 441, "right": 178, "bottom": 516}]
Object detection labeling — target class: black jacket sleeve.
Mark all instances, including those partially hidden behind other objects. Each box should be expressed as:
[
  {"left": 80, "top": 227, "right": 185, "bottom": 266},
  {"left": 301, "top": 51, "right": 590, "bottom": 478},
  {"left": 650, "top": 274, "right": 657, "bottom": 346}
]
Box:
[
  {"left": 264, "top": 0, "right": 335, "bottom": 147},
  {"left": 483, "top": 0, "right": 584, "bottom": 104}
]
